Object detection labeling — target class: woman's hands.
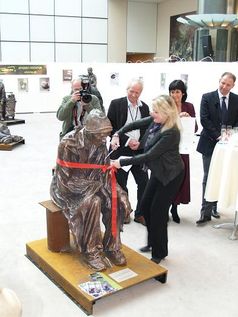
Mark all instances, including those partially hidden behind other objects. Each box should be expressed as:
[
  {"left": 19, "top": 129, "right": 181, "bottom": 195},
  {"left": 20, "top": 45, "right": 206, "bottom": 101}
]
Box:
[
  {"left": 110, "top": 134, "right": 120, "bottom": 150},
  {"left": 179, "top": 112, "right": 190, "bottom": 117},
  {"left": 110, "top": 159, "right": 121, "bottom": 169},
  {"left": 128, "top": 139, "right": 140, "bottom": 150}
]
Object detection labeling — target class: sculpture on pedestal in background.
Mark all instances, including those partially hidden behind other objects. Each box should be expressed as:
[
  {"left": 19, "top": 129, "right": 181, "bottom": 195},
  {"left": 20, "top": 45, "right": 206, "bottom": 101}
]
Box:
[
  {"left": 0, "top": 123, "right": 23, "bottom": 144},
  {"left": 87, "top": 67, "right": 97, "bottom": 88},
  {"left": 50, "top": 110, "right": 131, "bottom": 271},
  {"left": 5, "top": 93, "right": 17, "bottom": 120},
  {"left": 0, "top": 81, "right": 6, "bottom": 121}
]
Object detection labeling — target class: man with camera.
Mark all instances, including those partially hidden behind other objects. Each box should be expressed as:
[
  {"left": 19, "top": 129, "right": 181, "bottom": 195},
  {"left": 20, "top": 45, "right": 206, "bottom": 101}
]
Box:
[{"left": 57, "top": 78, "right": 102, "bottom": 140}]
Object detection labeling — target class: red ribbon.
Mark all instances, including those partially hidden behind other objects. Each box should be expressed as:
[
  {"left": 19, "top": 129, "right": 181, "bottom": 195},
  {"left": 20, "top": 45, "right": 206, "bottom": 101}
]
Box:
[{"left": 56, "top": 158, "right": 118, "bottom": 238}]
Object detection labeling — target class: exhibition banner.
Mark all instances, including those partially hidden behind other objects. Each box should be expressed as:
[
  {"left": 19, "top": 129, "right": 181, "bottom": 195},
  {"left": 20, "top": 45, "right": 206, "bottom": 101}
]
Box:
[{"left": 0, "top": 65, "right": 47, "bottom": 75}]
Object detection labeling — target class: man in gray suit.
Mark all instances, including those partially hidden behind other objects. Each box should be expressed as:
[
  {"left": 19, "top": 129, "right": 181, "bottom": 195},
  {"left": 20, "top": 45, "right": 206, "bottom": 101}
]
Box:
[{"left": 196, "top": 72, "right": 238, "bottom": 225}]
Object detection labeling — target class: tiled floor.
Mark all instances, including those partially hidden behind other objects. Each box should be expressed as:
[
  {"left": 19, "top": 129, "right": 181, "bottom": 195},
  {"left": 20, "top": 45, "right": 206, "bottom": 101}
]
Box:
[{"left": 1, "top": 113, "right": 238, "bottom": 317}]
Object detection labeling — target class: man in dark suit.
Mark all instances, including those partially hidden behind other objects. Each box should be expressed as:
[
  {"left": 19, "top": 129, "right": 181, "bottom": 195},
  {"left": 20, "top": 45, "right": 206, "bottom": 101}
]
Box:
[
  {"left": 196, "top": 72, "right": 238, "bottom": 225},
  {"left": 107, "top": 78, "right": 150, "bottom": 225}
]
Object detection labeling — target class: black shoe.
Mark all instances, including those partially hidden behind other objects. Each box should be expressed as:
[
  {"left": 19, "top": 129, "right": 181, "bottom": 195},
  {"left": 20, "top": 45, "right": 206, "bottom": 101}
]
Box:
[
  {"left": 151, "top": 257, "right": 164, "bottom": 264},
  {"left": 139, "top": 245, "right": 151, "bottom": 252},
  {"left": 171, "top": 212, "right": 180, "bottom": 224},
  {"left": 196, "top": 215, "right": 211, "bottom": 225},
  {"left": 134, "top": 216, "right": 146, "bottom": 226},
  {"left": 212, "top": 210, "right": 220, "bottom": 219},
  {"left": 170, "top": 205, "right": 180, "bottom": 224}
]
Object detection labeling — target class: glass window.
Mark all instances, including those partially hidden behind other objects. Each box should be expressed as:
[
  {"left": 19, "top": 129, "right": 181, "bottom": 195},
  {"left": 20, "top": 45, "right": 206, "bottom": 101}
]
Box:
[
  {"left": 55, "top": 43, "right": 82, "bottom": 62},
  {"left": 30, "top": 43, "right": 55, "bottom": 62},
  {"left": 55, "top": 0, "right": 81, "bottom": 16},
  {"left": 0, "top": 14, "right": 29, "bottom": 41},
  {"left": 1, "top": 42, "right": 29, "bottom": 62},
  {"left": 0, "top": 0, "right": 29, "bottom": 13},
  {"left": 55, "top": 17, "right": 81, "bottom": 43},
  {"left": 29, "top": 0, "right": 54, "bottom": 15},
  {"left": 82, "top": 0, "right": 107, "bottom": 18},
  {"left": 82, "top": 44, "right": 107, "bottom": 62},
  {"left": 82, "top": 18, "right": 107, "bottom": 43},
  {"left": 30, "top": 15, "right": 54, "bottom": 42}
]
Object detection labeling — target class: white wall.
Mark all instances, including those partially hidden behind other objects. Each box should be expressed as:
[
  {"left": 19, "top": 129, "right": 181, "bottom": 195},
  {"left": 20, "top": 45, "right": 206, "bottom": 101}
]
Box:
[
  {"left": 1, "top": 61, "right": 238, "bottom": 132},
  {"left": 127, "top": 1, "right": 158, "bottom": 53},
  {"left": 108, "top": 0, "right": 127, "bottom": 62},
  {"left": 156, "top": 0, "right": 197, "bottom": 59}
]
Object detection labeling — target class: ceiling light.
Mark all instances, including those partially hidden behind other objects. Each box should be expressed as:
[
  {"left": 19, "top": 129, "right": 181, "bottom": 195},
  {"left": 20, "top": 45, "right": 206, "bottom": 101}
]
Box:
[{"left": 177, "top": 14, "right": 238, "bottom": 29}]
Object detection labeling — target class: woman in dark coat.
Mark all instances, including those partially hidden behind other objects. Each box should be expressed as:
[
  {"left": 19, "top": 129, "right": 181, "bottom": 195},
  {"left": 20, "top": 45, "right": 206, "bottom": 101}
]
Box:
[{"left": 110, "top": 95, "right": 184, "bottom": 263}]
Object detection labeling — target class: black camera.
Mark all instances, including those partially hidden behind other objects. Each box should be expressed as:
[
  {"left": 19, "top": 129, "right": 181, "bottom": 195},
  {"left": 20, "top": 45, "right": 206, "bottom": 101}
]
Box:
[{"left": 80, "top": 77, "right": 92, "bottom": 103}]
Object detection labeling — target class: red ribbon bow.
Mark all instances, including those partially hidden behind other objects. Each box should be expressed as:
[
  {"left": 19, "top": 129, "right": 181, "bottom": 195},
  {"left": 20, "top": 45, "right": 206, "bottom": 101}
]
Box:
[{"left": 56, "top": 158, "right": 118, "bottom": 238}]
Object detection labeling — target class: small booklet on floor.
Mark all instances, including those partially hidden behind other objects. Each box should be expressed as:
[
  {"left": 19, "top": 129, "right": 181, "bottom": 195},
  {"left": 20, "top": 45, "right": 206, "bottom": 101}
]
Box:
[{"left": 78, "top": 272, "right": 122, "bottom": 299}]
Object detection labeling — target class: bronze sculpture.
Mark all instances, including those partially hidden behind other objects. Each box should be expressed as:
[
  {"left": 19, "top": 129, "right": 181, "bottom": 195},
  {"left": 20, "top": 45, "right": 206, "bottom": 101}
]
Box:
[
  {"left": 50, "top": 110, "right": 131, "bottom": 271},
  {"left": 0, "top": 123, "right": 23, "bottom": 144},
  {"left": 0, "top": 81, "right": 6, "bottom": 121}
]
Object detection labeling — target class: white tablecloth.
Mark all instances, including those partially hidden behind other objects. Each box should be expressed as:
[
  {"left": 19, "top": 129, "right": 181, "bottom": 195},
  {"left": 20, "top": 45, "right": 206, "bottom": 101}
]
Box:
[{"left": 205, "top": 135, "right": 238, "bottom": 210}]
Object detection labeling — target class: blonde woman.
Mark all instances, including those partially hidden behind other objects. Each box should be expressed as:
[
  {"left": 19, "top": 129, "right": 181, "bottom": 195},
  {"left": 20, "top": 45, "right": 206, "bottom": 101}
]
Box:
[{"left": 111, "top": 95, "right": 184, "bottom": 263}]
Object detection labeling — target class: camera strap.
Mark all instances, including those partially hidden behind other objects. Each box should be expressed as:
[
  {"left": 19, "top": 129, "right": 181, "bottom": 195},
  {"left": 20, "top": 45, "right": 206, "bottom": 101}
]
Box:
[
  {"left": 80, "top": 108, "right": 86, "bottom": 124},
  {"left": 73, "top": 106, "right": 78, "bottom": 126}
]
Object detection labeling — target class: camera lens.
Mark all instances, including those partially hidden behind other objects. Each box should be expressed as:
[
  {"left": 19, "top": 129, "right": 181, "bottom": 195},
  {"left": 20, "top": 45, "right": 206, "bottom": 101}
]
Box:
[{"left": 82, "top": 94, "right": 92, "bottom": 103}]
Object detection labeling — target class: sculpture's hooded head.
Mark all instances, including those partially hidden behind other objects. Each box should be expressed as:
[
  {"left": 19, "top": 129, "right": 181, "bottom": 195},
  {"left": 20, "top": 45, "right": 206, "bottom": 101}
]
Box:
[{"left": 85, "top": 109, "right": 112, "bottom": 145}]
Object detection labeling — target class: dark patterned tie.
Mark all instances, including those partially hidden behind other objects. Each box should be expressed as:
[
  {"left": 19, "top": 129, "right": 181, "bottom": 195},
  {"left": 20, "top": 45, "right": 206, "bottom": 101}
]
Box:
[{"left": 221, "top": 96, "right": 228, "bottom": 125}]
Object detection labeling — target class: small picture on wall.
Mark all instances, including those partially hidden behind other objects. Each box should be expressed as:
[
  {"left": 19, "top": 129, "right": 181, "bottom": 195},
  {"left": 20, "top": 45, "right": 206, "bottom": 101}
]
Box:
[
  {"left": 63, "top": 69, "right": 73, "bottom": 81},
  {"left": 110, "top": 72, "right": 119, "bottom": 86},
  {"left": 180, "top": 74, "right": 188, "bottom": 87},
  {"left": 18, "top": 78, "right": 28, "bottom": 92},
  {"left": 160, "top": 73, "right": 166, "bottom": 90},
  {"left": 40, "top": 77, "right": 50, "bottom": 91}
]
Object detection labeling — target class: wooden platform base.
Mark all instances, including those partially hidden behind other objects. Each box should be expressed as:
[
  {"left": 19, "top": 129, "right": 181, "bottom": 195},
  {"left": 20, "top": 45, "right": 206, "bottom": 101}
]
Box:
[
  {"left": 0, "top": 138, "right": 25, "bottom": 151},
  {"left": 2, "top": 118, "right": 25, "bottom": 125},
  {"left": 26, "top": 238, "right": 167, "bottom": 315}
]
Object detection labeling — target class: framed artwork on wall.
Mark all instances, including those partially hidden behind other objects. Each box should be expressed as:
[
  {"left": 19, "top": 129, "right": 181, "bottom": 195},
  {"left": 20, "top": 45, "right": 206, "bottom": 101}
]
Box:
[
  {"left": 169, "top": 12, "right": 196, "bottom": 61},
  {"left": 63, "top": 69, "right": 72, "bottom": 81},
  {"left": 110, "top": 72, "right": 119, "bottom": 86},
  {"left": 40, "top": 77, "right": 50, "bottom": 91},
  {"left": 18, "top": 78, "right": 28, "bottom": 92}
]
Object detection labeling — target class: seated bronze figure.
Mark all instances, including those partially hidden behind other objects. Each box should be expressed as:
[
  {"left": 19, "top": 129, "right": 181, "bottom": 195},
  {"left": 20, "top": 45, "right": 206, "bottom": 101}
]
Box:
[{"left": 50, "top": 110, "right": 131, "bottom": 271}]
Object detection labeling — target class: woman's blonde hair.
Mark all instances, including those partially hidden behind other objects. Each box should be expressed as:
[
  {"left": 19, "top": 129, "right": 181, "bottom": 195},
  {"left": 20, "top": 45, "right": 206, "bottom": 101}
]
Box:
[{"left": 152, "top": 95, "right": 181, "bottom": 132}]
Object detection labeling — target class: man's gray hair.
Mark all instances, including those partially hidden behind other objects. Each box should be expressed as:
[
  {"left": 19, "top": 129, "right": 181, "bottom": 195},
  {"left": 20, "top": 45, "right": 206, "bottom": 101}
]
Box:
[
  {"left": 71, "top": 78, "right": 82, "bottom": 86},
  {"left": 126, "top": 78, "right": 144, "bottom": 90}
]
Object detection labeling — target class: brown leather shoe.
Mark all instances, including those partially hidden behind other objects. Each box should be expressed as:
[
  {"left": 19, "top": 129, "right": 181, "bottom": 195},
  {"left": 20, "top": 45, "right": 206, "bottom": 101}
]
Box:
[
  {"left": 84, "top": 252, "right": 107, "bottom": 271},
  {"left": 105, "top": 250, "right": 127, "bottom": 266},
  {"left": 134, "top": 216, "right": 146, "bottom": 226}
]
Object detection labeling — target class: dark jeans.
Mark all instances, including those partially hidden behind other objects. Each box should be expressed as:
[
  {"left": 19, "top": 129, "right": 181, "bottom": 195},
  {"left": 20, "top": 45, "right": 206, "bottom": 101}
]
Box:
[
  {"left": 141, "top": 171, "right": 184, "bottom": 259},
  {"left": 201, "top": 154, "right": 217, "bottom": 217},
  {"left": 116, "top": 164, "right": 148, "bottom": 217}
]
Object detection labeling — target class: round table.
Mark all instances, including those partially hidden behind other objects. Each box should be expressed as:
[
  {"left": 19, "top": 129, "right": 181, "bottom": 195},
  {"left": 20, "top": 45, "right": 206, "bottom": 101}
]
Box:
[{"left": 205, "top": 134, "right": 238, "bottom": 239}]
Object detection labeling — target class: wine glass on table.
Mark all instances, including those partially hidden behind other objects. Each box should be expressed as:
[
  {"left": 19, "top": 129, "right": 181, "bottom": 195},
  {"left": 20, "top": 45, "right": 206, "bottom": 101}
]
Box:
[
  {"left": 220, "top": 125, "right": 227, "bottom": 144},
  {"left": 226, "top": 125, "right": 232, "bottom": 140}
]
